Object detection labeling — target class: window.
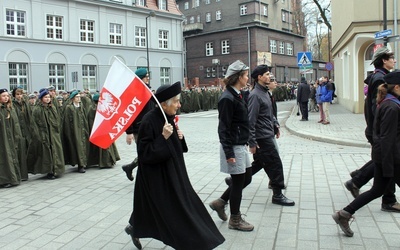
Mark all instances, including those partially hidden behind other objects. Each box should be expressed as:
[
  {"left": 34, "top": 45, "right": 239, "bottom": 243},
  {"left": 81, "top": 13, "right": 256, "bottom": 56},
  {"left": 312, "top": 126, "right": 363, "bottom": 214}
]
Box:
[
  {"left": 184, "top": 2, "right": 189, "bottom": 9},
  {"left": 206, "top": 13, "right": 211, "bottom": 22},
  {"left": 9, "top": 63, "right": 28, "bottom": 90},
  {"left": 189, "top": 16, "right": 195, "bottom": 24},
  {"left": 159, "top": 0, "right": 167, "bottom": 10},
  {"left": 82, "top": 65, "right": 97, "bottom": 91},
  {"left": 205, "top": 0, "right": 210, "bottom": 4},
  {"left": 160, "top": 67, "right": 170, "bottom": 85},
  {"left": 49, "top": 64, "right": 65, "bottom": 91},
  {"left": 80, "top": 20, "right": 94, "bottom": 42},
  {"left": 263, "top": 6, "right": 268, "bottom": 16},
  {"left": 6, "top": 9, "right": 26, "bottom": 36},
  {"left": 46, "top": 15, "right": 63, "bottom": 40},
  {"left": 137, "top": 0, "right": 145, "bottom": 6},
  {"left": 279, "top": 41, "right": 285, "bottom": 54},
  {"left": 282, "top": 10, "right": 289, "bottom": 22},
  {"left": 240, "top": 5, "right": 247, "bottom": 16},
  {"left": 135, "top": 26, "right": 146, "bottom": 47},
  {"left": 193, "top": 0, "right": 199, "bottom": 8},
  {"left": 286, "top": 43, "right": 293, "bottom": 55},
  {"left": 205, "top": 42, "right": 213, "bottom": 56},
  {"left": 109, "top": 23, "right": 122, "bottom": 45},
  {"left": 159, "top": 30, "right": 168, "bottom": 49},
  {"left": 270, "top": 39, "right": 277, "bottom": 53},
  {"left": 197, "top": 15, "right": 201, "bottom": 23},
  {"left": 221, "top": 40, "right": 230, "bottom": 54},
  {"left": 216, "top": 10, "right": 221, "bottom": 21}
]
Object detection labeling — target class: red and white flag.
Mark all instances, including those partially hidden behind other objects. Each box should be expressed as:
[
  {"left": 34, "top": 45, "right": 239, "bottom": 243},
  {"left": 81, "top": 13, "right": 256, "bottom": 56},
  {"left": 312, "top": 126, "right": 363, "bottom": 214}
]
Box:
[{"left": 90, "top": 58, "right": 152, "bottom": 149}]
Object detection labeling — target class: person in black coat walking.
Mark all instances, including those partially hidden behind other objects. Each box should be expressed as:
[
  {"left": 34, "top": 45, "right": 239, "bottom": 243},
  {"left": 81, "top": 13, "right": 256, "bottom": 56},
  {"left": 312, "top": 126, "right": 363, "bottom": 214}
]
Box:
[{"left": 297, "top": 77, "right": 311, "bottom": 121}]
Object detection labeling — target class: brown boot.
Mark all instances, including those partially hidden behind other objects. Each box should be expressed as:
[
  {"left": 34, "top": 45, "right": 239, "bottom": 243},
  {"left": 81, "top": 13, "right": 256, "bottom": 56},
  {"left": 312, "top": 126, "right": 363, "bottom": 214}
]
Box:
[
  {"left": 228, "top": 213, "right": 254, "bottom": 231},
  {"left": 209, "top": 198, "right": 227, "bottom": 221},
  {"left": 332, "top": 210, "right": 354, "bottom": 237}
]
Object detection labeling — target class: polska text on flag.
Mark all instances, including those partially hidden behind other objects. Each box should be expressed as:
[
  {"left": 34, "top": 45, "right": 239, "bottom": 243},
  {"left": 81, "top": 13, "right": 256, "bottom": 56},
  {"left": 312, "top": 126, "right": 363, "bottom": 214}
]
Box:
[{"left": 90, "top": 58, "right": 152, "bottom": 149}]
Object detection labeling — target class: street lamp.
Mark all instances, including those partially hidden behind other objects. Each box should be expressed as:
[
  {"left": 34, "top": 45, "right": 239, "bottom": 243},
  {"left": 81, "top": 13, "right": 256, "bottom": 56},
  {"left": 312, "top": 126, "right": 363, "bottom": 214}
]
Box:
[{"left": 146, "top": 11, "right": 156, "bottom": 87}]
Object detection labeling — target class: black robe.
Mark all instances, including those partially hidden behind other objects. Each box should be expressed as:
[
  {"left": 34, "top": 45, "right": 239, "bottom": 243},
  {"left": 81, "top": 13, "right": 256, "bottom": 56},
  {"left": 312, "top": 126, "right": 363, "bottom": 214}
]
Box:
[{"left": 131, "top": 108, "right": 224, "bottom": 250}]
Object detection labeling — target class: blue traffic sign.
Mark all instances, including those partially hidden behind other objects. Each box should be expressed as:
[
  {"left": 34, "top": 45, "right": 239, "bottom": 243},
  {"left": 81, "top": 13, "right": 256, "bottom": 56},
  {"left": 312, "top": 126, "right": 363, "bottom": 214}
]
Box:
[
  {"left": 297, "top": 52, "right": 312, "bottom": 67},
  {"left": 325, "top": 62, "right": 334, "bottom": 71},
  {"left": 375, "top": 29, "right": 392, "bottom": 39}
]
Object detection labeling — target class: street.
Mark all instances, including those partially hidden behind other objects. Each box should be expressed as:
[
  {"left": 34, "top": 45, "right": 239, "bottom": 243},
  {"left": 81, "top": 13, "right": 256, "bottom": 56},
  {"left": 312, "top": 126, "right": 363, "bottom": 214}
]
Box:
[{"left": 1, "top": 100, "right": 399, "bottom": 250}]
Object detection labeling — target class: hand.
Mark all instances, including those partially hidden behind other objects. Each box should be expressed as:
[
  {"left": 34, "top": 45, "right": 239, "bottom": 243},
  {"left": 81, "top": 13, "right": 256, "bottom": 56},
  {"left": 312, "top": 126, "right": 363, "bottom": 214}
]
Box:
[
  {"left": 162, "top": 123, "right": 173, "bottom": 140},
  {"left": 177, "top": 130, "right": 184, "bottom": 140},
  {"left": 276, "top": 128, "right": 280, "bottom": 139},
  {"left": 227, "top": 158, "right": 236, "bottom": 163},
  {"left": 126, "top": 134, "right": 134, "bottom": 145},
  {"left": 249, "top": 145, "right": 259, "bottom": 154}
]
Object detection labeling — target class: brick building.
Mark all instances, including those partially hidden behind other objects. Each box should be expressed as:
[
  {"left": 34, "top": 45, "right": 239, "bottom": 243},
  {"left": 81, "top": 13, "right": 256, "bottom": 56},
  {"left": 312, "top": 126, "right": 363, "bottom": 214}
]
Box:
[{"left": 177, "top": 0, "right": 306, "bottom": 87}]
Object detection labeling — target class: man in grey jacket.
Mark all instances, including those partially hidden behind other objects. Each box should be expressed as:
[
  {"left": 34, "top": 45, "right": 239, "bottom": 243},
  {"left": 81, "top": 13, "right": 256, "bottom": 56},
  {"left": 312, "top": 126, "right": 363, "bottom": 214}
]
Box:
[{"left": 248, "top": 65, "right": 295, "bottom": 206}]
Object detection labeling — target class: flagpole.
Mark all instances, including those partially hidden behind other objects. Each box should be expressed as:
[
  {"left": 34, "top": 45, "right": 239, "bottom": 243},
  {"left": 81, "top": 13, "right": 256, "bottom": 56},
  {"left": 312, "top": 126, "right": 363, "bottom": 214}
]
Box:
[{"left": 113, "top": 57, "right": 168, "bottom": 124}]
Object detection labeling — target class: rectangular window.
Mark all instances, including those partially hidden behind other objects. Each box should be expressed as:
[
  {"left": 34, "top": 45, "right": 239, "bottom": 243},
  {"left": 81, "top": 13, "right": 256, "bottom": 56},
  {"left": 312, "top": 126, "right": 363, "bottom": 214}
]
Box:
[
  {"left": 160, "top": 67, "right": 170, "bottom": 85},
  {"left": 279, "top": 41, "right": 285, "bottom": 54},
  {"left": 263, "top": 6, "right": 268, "bottom": 16},
  {"left": 270, "top": 39, "right": 277, "bottom": 53},
  {"left": 135, "top": 26, "right": 146, "bottom": 47},
  {"left": 205, "top": 0, "right": 210, "bottom": 4},
  {"left": 46, "top": 15, "right": 63, "bottom": 40},
  {"left": 286, "top": 43, "right": 293, "bottom": 55},
  {"left": 184, "top": 2, "right": 189, "bottom": 9},
  {"left": 206, "top": 13, "right": 211, "bottom": 22},
  {"left": 159, "top": 0, "right": 167, "bottom": 10},
  {"left": 49, "top": 64, "right": 65, "bottom": 91},
  {"left": 206, "top": 42, "right": 213, "bottom": 56},
  {"left": 193, "top": 0, "right": 199, "bottom": 8},
  {"left": 197, "top": 15, "right": 201, "bottom": 23},
  {"left": 282, "top": 10, "right": 289, "bottom": 22},
  {"left": 189, "top": 16, "right": 195, "bottom": 24},
  {"left": 80, "top": 20, "right": 94, "bottom": 43},
  {"left": 158, "top": 30, "right": 168, "bottom": 49},
  {"left": 9, "top": 63, "right": 28, "bottom": 90},
  {"left": 6, "top": 9, "right": 26, "bottom": 36},
  {"left": 216, "top": 10, "right": 221, "bottom": 21},
  {"left": 137, "top": 0, "right": 145, "bottom": 6},
  {"left": 109, "top": 23, "right": 122, "bottom": 45},
  {"left": 221, "top": 40, "right": 230, "bottom": 54},
  {"left": 82, "top": 65, "right": 97, "bottom": 91},
  {"left": 240, "top": 5, "right": 247, "bottom": 16}
]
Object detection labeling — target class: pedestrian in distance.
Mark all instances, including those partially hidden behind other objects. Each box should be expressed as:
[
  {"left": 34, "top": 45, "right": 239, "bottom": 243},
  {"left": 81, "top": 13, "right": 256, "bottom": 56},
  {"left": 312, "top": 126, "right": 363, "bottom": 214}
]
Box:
[
  {"left": 121, "top": 68, "right": 155, "bottom": 181},
  {"left": 248, "top": 64, "right": 295, "bottom": 206},
  {"left": 126, "top": 82, "right": 225, "bottom": 250},
  {"left": 209, "top": 60, "right": 254, "bottom": 231},
  {"left": 316, "top": 78, "right": 325, "bottom": 123},
  {"left": 344, "top": 46, "right": 400, "bottom": 212},
  {"left": 297, "top": 76, "right": 311, "bottom": 121},
  {"left": 332, "top": 70, "right": 400, "bottom": 237},
  {"left": 320, "top": 76, "right": 334, "bottom": 125}
]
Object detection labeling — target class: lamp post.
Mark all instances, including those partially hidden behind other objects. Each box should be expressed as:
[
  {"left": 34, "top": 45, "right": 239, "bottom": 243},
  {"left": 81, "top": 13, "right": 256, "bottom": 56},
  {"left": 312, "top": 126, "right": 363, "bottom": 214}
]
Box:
[{"left": 146, "top": 11, "right": 156, "bottom": 87}]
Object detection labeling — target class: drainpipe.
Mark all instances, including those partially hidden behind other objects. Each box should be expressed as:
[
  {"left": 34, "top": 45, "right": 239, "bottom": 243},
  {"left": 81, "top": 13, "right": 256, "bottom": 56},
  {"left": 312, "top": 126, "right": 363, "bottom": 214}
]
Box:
[
  {"left": 247, "top": 26, "right": 251, "bottom": 73},
  {"left": 394, "top": 0, "right": 398, "bottom": 63}
]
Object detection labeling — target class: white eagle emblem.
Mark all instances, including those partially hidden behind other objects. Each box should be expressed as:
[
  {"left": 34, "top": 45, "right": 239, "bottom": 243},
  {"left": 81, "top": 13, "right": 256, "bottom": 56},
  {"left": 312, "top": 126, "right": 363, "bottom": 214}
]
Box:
[{"left": 97, "top": 89, "right": 120, "bottom": 120}]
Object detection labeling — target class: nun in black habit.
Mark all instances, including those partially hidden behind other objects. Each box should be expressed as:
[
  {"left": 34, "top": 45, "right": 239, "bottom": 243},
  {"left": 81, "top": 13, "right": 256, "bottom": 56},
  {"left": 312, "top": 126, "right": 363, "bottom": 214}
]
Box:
[{"left": 125, "top": 82, "right": 224, "bottom": 250}]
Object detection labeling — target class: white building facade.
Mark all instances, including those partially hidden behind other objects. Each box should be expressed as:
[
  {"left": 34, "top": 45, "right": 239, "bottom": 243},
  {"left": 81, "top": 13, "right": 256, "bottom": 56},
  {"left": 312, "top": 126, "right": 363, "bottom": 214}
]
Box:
[{"left": 0, "top": 0, "right": 184, "bottom": 92}]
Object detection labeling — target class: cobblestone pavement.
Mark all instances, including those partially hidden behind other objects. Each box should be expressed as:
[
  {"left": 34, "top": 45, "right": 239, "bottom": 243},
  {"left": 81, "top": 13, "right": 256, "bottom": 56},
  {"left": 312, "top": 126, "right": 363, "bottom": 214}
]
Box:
[{"left": 0, "top": 101, "right": 399, "bottom": 250}]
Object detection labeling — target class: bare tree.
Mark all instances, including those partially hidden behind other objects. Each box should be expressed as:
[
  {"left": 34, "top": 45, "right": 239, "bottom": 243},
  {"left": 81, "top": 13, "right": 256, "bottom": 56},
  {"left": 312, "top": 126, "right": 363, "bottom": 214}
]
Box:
[{"left": 312, "top": 0, "right": 331, "bottom": 30}]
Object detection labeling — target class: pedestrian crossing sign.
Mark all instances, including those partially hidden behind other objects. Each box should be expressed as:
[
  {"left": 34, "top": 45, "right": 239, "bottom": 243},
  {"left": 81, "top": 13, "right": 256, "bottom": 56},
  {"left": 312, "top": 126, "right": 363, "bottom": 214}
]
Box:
[{"left": 297, "top": 52, "right": 312, "bottom": 67}]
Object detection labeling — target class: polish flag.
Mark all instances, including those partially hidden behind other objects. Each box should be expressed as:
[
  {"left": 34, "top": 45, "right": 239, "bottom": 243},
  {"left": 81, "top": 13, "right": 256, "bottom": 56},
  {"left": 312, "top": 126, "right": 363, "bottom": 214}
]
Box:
[{"left": 89, "top": 58, "right": 152, "bottom": 149}]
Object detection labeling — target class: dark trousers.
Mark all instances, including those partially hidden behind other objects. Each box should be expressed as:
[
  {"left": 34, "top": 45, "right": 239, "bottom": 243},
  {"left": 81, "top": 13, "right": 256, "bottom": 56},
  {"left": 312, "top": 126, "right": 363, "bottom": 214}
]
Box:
[
  {"left": 345, "top": 163, "right": 392, "bottom": 214},
  {"left": 300, "top": 101, "right": 309, "bottom": 120},
  {"left": 221, "top": 168, "right": 252, "bottom": 215},
  {"left": 352, "top": 160, "right": 397, "bottom": 204},
  {"left": 251, "top": 138, "right": 285, "bottom": 193}
]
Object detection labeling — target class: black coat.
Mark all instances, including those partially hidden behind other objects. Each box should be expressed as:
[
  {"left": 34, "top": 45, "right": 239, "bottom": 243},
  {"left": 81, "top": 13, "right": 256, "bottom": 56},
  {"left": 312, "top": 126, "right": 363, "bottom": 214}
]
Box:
[
  {"left": 297, "top": 82, "right": 311, "bottom": 103},
  {"left": 372, "top": 94, "right": 400, "bottom": 179},
  {"left": 132, "top": 108, "right": 224, "bottom": 250}
]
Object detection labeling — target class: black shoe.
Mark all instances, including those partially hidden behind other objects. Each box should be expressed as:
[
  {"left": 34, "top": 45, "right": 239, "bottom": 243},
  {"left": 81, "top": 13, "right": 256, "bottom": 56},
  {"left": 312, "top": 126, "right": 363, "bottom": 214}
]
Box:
[
  {"left": 344, "top": 180, "right": 359, "bottom": 198},
  {"left": 2, "top": 183, "right": 12, "bottom": 188},
  {"left": 47, "top": 173, "right": 56, "bottom": 180},
  {"left": 272, "top": 194, "right": 295, "bottom": 206},
  {"left": 381, "top": 202, "right": 400, "bottom": 213},
  {"left": 224, "top": 177, "right": 232, "bottom": 186},
  {"left": 122, "top": 158, "right": 138, "bottom": 181},
  {"left": 78, "top": 167, "right": 86, "bottom": 173},
  {"left": 125, "top": 225, "right": 142, "bottom": 249},
  {"left": 300, "top": 118, "right": 307, "bottom": 121}
]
